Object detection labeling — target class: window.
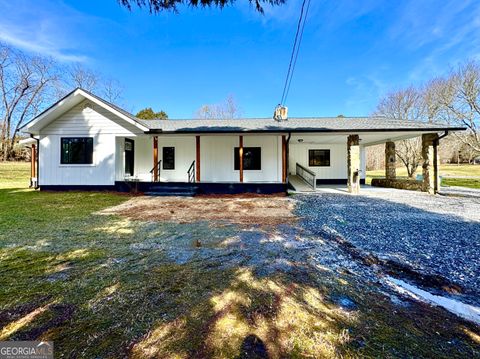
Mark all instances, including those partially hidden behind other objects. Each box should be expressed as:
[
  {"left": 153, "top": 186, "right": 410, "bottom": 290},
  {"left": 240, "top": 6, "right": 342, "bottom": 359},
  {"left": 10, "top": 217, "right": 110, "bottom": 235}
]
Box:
[
  {"left": 309, "top": 149, "right": 330, "bottom": 167},
  {"left": 234, "top": 147, "right": 261, "bottom": 170},
  {"left": 163, "top": 147, "right": 175, "bottom": 170},
  {"left": 61, "top": 137, "right": 93, "bottom": 164}
]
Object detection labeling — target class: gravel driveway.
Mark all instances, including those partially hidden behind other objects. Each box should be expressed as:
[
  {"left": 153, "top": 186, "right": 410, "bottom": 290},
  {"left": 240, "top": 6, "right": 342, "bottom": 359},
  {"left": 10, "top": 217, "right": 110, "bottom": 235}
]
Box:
[{"left": 295, "top": 187, "right": 480, "bottom": 304}]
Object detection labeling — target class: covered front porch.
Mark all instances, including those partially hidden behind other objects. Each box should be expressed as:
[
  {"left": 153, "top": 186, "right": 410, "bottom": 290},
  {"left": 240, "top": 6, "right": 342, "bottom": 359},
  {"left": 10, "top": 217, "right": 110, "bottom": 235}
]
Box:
[{"left": 114, "top": 133, "right": 288, "bottom": 194}]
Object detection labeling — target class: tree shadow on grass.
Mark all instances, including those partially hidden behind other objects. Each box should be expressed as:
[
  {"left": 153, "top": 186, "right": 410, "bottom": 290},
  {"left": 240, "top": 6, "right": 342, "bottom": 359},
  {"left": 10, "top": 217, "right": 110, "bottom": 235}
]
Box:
[{"left": 0, "top": 198, "right": 479, "bottom": 358}]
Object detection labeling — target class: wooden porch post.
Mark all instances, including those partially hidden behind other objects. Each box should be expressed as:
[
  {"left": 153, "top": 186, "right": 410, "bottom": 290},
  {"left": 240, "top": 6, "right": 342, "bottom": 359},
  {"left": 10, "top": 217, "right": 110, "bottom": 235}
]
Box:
[
  {"left": 239, "top": 135, "right": 244, "bottom": 183},
  {"left": 153, "top": 136, "right": 158, "bottom": 182},
  {"left": 196, "top": 136, "right": 201, "bottom": 182},
  {"left": 30, "top": 144, "right": 36, "bottom": 187},
  {"left": 281, "top": 135, "right": 287, "bottom": 183}
]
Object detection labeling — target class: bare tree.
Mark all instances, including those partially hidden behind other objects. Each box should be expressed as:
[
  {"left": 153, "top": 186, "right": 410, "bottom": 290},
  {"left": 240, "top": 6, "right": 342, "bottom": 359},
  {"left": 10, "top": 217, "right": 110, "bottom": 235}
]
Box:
[
  {"left": 0, "top": 43, "right": 125, "bottom": 161},
  {"left": 365, "top": 144, "right": 385, "bottom": 171},
  {"left": 196, "top": 94, "right": 241, "bottom": 120},
  {"left": 102, "top": 78, "right": 123, "bottom": 103},
  {"left": 69, "top": 63, "right": 98, "bottom": 92},
  {"left": 0, "top": 43, "right": 58, "bottom": 160},
  {"left": 374, "top": 87, "right": 425, "bottom": 177},
  {"left": 433, "top": 61, "right": 480, "bottom": 155}
]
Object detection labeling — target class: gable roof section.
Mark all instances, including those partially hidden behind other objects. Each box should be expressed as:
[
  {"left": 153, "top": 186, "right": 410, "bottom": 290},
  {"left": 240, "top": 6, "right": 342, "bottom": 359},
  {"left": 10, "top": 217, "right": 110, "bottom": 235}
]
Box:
[
  {"left": 21, "top": 88, "right": 149, "bottom": 134},
  {"left": 138, "top": 117, "right": 465, "bottom": 134}
]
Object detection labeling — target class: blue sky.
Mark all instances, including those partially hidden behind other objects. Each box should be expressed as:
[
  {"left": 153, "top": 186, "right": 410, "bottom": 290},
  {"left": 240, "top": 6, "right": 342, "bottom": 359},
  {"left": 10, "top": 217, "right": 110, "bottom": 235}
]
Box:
[{"left": 0, "top": 0, "right": 479, "bottom": 118}]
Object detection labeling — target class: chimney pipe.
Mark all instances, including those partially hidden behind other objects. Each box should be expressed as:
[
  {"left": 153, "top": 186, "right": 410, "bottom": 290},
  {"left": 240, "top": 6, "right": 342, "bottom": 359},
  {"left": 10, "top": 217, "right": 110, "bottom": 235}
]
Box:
[{"left": 273, "top": 105, "right": 288, "bottom": 121}]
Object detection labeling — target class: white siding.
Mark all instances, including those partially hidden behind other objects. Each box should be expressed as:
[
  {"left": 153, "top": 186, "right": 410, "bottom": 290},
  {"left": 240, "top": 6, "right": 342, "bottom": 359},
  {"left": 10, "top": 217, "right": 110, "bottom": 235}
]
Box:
[
  {"left": 360, "top": 145, "right": 366, "bottom": 179},
  {"left": 289, "top": 143, "right": 366, "bottom": 180},
  {"left": 158, "top": 136, "right": 196, "bottom": 182},
  {"left": 289, "top": 143, "right": 348, "bottom": 179},
  {"left": 135, "top": 136, "right": 154, "bottom": 181},
  {"left": 200, "top": 135, "right": 282, "bottom": 183},
  {"left": 39, "top": 100, "right": 142, "bottom": 186},
  {"left": 39, "top": 133, "right": 116, "bottom": 185}
]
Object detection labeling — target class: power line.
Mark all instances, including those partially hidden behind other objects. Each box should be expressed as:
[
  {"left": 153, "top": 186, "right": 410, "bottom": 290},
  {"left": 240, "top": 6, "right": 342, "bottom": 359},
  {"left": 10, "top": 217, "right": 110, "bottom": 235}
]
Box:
[
  {"left": 279, "top": 0, "right": 311, "bottom": 106},
  {"left": 284, "top": 0, "right": 311, "bottom": 105}
]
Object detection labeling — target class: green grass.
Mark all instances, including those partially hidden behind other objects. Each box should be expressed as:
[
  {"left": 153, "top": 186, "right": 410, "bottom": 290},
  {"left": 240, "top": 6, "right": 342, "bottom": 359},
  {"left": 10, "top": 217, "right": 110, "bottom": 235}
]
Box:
[
  {"left": 367, "top": 164, "right": 480, "bottom": 188},
  {"left": 0, "top": 162, "right": 479, "bottom": 358},
  {"left": 442, "top": 178, "right": 480, "bottom": 188}
]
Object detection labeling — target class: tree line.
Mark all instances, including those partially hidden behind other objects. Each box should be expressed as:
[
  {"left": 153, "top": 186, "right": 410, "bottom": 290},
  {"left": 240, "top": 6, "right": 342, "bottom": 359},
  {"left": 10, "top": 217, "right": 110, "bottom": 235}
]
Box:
[
  {"left": 370, "top": 60, "right": 480, "bottom": 175},
  {"left": 0, "top": 42, "right": 127, "bottom": 161}
]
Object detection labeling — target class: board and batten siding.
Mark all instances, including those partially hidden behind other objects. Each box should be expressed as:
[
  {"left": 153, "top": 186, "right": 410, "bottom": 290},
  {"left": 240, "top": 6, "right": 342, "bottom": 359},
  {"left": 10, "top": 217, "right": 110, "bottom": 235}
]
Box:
[
  {"left": 157, "top": 136, "right": 196, "bottom": 182},
  {"left": 200, "top": 135, "right": 282, "bottom": 183},
  {"left": 289, "top": 143, "right": 366, "bottom": 180},
  {"left": 39, "top": 100, "right": 143, "bottom": 186}
]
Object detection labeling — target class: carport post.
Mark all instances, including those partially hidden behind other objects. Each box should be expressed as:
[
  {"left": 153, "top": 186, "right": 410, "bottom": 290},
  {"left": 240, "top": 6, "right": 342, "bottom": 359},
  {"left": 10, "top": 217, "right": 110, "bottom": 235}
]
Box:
[
  {"left": 153, "top": 136, "right": 158, "bottom": 182},
  {"left": 385, "top": 141, "right": 396, "bottom": 179},
  {"left": 30, "top": 143, "right": 36, "bottom": 188},
  {"left": 239, "top": 135, "right": 244, "bottom": 183},
  {"left": 422, "top": 133, "right": 440, "bottom": 194},
  {"left": 347, "top": 135, "right": 360, "bottom": 194}
]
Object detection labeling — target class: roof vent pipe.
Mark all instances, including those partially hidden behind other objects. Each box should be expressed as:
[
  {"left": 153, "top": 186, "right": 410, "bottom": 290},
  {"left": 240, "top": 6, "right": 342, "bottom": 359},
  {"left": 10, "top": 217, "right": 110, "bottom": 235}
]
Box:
[{"left": 273, "top": 104, "right": 288, "bottom": 121}]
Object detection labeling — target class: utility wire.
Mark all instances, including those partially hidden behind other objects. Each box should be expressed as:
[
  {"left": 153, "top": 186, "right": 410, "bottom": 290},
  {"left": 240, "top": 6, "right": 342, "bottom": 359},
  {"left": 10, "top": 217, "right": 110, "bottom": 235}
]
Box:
[
  {"left": 283, "top": 0, "right": 311, "bottom": 105},
  {"left": 279, "top": 0, "right": 311, "bottom": 106}
]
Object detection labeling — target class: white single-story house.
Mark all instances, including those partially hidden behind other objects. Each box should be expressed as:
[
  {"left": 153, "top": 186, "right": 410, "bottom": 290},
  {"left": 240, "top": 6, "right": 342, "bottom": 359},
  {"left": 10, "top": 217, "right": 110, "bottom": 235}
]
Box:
[{"left": 20, "top": 88, "right": 464, "bottom": 195}]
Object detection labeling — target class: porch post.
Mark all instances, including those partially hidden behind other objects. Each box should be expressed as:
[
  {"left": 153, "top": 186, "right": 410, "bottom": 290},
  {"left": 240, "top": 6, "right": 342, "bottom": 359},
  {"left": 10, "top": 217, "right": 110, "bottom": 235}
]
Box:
[
  {"left": 153, "top": 136, "right": 158, "bottom": 182},
  {"left": 385, "top": 141, "right": 396, "bottom": 180},
  {"left": 282, "top": 135, "right": 287, "bottom": 183},
  {"left": 196, "top": 135, "right": 201, "bottom": 182},
  {"left": 422, "top": 133, "right": 440, "bottom": 194},
  {"left": 347, "top": 135, "right": 360, "bottom": 194},
  {"left": 30, "top": 144, "right": 36, "bottom": 187},
  {"left": 239, "top": 135, "right": 244, "bottom": 183}
]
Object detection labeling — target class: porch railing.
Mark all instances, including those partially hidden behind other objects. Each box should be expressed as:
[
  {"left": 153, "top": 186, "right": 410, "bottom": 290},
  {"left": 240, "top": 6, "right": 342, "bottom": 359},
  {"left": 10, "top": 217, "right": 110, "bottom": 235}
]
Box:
[
  {"left": 187, "top": 160, "right": 195, "bottom": 183},
  {"left": 150, "top": 159, "right": 162, "bottom": 182},
  {"left": 296, "top": 163, "right": 316, "bottom": 190}
]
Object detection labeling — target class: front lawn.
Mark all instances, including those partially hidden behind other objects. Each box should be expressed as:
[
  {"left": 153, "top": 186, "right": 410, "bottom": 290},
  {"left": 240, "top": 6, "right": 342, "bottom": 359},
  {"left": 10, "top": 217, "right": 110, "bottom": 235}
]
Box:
[{"left": 0, "top": 162, "right": 479, "bottom": 358}]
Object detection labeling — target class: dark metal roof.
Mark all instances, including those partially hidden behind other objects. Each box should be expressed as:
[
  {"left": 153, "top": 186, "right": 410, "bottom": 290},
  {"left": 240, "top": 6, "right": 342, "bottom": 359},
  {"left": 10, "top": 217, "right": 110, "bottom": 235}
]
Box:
[{"left": 138, "top": 117, "right": 465, "bottom": 134}]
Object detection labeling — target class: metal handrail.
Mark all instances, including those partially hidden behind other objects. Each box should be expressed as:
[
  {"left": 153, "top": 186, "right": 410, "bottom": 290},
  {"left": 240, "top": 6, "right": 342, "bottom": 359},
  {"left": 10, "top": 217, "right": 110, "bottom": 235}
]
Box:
[
  {"left": 149, "top": 159, "right": 162, "bottom": 182},
  {"left": 187, "top": 160, "right": 195, "bottom": 183},
  {"left": 296, "top": 163, "right": 316, "bottom": 190}
]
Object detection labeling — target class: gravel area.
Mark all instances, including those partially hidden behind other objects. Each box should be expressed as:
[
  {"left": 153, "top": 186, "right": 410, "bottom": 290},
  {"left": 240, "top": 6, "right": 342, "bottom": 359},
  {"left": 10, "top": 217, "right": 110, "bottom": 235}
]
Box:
[{"left": 295, "top": 189, "right": 480, "bottom": 304}]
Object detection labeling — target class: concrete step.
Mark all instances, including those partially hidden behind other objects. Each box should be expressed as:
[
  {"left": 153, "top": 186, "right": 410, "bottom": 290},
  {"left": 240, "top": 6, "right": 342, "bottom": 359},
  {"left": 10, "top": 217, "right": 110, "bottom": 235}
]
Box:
[
  {"left": 145, "top": 191, "right": 197, "bottom": 197},
  {"left": 145, "top": 184, "right": 198, "bottom": 197}
]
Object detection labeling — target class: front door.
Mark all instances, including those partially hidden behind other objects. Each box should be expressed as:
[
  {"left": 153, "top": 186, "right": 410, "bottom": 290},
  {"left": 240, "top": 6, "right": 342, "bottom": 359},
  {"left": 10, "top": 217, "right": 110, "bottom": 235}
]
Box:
[{"left": 125, "top": 138, "right": 134, "bottom": 176}]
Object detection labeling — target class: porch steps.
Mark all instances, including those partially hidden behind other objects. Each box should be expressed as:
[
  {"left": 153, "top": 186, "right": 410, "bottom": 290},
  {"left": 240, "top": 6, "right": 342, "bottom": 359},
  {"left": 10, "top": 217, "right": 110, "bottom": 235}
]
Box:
[{"left": 145, "top": 184, "right": 199, "bottom": 197}]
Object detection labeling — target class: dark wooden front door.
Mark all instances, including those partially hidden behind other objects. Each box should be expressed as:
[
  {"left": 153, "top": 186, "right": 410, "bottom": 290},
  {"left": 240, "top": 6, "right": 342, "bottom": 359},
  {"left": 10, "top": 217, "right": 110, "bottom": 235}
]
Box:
[{"left": 125, "top": 138, "right": 134, "bottom": 176}]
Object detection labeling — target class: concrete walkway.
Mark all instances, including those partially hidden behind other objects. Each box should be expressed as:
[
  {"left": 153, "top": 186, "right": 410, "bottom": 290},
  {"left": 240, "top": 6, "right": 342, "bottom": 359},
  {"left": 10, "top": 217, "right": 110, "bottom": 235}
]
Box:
[{"left": 439, "top": 186, "right": 480, "bottom": 199}]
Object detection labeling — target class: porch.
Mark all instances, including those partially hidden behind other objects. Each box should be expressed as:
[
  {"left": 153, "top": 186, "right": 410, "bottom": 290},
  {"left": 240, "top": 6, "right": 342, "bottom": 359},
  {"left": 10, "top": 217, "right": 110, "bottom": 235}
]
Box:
[{"left": 114, "top": 133, "right": 288, "bottom": 194}]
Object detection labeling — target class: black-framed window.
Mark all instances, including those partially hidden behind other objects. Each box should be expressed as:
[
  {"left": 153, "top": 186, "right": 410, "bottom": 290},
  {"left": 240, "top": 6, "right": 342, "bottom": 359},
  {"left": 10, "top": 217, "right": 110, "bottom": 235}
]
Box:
[
  {"left": 309, "top": 149, "right": 330, "bottom": 167},
  {"left": 234, "top": 147, "right": 261, "bottom": 170},
  {"left": 163, "top": 147, "right": 175, "bottom": 170},
  {"left": 61, "top": 137, "right": 93, "bottom": 164}
]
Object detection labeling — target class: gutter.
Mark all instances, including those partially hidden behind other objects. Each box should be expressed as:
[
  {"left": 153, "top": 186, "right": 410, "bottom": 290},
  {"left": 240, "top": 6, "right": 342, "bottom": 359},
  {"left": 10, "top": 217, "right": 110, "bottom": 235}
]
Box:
[
  {"left": 436, "top": 130, "right": 449, "bottom": 143},
  {"left": 144, "top": 127, "right": 466, "bottom": 135}
]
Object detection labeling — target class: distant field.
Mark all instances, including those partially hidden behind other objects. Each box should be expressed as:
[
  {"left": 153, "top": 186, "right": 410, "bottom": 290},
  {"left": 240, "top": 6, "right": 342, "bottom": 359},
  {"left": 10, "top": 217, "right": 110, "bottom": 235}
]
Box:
[
  {"left": 0, "top": 161, "right": 30, "bottom": 188},
  {"left": 367, "top": 164, "right": 480, "bottom": 189}
]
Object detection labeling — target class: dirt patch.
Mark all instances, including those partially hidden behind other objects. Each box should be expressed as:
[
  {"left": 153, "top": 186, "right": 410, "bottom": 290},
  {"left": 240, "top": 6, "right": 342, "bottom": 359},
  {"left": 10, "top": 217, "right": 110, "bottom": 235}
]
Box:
[{"left": 99, "top": 196, "right": 297, "bottom": 225}]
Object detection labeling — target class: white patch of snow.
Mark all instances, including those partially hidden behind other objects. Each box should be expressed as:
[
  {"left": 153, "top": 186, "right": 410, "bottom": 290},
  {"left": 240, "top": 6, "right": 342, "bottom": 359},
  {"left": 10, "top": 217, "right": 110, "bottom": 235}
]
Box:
[{"left": 385, "top": 276, "right": 480, "bottom": 325}]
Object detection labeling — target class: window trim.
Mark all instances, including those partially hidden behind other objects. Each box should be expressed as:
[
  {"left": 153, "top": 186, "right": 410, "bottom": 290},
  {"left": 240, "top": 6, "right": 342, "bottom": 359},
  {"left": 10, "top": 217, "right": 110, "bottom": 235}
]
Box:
[
  {"left": 234, "top": 146, "right": 262, "bottom": 171},
  {"left": 60, "top": 137, "right": 95, "bottom": 166},
  {"left": 162, "top": 146, "right": 175, "bottom": 170},
  {"left": 308, "top": 149, "right": 331, "bottom": 167}
]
